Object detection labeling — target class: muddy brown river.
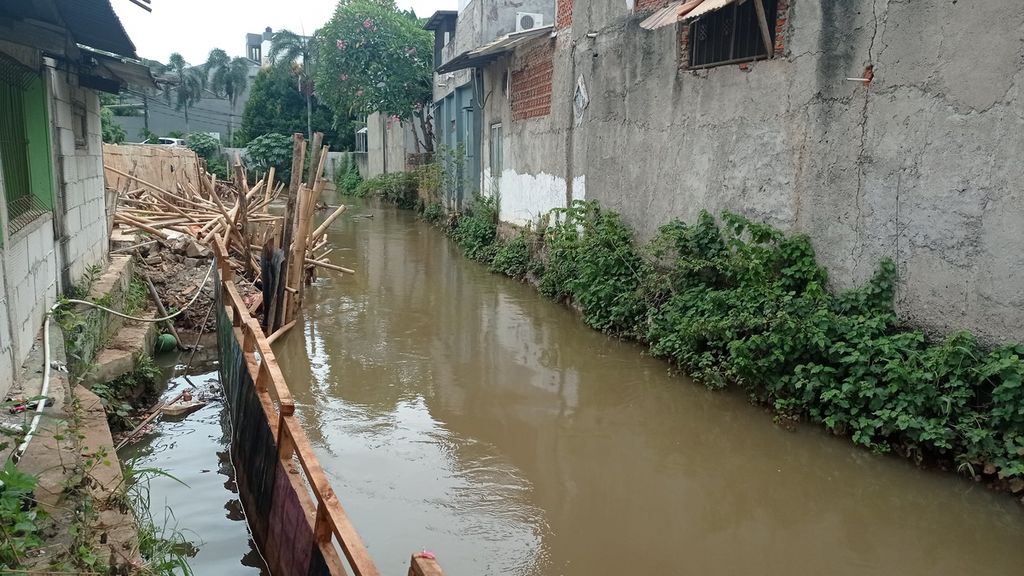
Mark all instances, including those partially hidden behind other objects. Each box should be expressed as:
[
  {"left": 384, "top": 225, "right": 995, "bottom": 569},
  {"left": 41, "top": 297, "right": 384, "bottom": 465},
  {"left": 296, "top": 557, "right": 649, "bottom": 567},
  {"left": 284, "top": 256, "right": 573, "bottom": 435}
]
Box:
[{"left": 132, "top": 201, "right": 1024, "bottom": 575}]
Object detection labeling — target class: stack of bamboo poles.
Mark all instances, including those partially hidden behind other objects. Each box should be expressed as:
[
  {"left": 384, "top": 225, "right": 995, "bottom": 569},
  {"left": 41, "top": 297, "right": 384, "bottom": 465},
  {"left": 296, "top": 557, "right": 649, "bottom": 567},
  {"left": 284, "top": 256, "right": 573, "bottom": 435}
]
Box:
[{"left": 106, "top": 132, "right": 351, "bottom": 341}]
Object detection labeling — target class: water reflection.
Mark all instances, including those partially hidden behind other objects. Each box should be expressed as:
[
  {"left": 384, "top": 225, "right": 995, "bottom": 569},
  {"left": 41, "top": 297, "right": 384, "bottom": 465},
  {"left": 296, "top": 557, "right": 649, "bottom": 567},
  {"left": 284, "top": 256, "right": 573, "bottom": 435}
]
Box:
[
  {"left": 120, "top": 370, "right": 268, "bottom": 575},
  {"left": 275, "top": 203, "right": 1024, "bottom": 576}
]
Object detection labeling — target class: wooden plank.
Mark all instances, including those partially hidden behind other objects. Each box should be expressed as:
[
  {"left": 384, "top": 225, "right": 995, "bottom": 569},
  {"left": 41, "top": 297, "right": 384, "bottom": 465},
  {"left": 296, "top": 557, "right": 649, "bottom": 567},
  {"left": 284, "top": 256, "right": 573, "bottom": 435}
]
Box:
[
  {"left": 273, "top": 133, "right": 305, "bottom": 332},
  {"left": 245, "top": 318, "right": 295, "bottom": 415},
  {"left": 408, "top": 555, "right": 445, "bottom": 576},
  {"left": 288, "top": 419, "right": 380, "bottom": 576},
  {"left": 753, "top": 0, "right": 775, "bottom": 58},
  {"left": 306, "top": 132, "right": 324, "bottom": 185},
  {"left": 306, "top": 258, "right": 354, "bottom": 275}
]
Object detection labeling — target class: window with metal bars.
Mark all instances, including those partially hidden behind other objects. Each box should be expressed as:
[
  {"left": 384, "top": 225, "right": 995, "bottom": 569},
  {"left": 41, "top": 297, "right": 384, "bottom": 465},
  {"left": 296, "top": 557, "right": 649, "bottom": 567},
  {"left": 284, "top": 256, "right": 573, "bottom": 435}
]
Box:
[
  {"left": 689, "top": 0, "right": 778, "bottom": 69},
  {"left": 0, "top": 53, "right": 51, "bottom": 236}
]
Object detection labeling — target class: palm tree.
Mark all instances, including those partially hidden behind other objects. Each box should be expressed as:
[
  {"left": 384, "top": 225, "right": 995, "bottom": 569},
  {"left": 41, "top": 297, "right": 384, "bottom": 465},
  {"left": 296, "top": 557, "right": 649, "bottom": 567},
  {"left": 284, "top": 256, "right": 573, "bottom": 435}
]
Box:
[
  {"left": 204, "top": 49, "right": 251, "bottom": 143},
  {"left": 268, "top": 30, "right": 318, "bottom": 140},
  {"left": 167, "top": 53, "right": 204, "bottom": 133}
]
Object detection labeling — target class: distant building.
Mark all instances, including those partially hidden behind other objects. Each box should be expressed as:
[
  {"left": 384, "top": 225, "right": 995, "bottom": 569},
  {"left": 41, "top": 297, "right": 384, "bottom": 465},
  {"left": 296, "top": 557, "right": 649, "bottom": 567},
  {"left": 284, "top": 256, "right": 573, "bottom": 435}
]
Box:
[{"left": 246, "top": 26, "right": 275, "bottom": 67}]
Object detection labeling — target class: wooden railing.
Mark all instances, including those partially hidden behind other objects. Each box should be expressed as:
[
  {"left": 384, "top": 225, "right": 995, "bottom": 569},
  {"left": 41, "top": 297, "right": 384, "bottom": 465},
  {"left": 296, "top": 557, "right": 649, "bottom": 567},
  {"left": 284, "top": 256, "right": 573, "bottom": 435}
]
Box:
[{"left": 212, "top": 238, "right": 445, "bottom": 576}]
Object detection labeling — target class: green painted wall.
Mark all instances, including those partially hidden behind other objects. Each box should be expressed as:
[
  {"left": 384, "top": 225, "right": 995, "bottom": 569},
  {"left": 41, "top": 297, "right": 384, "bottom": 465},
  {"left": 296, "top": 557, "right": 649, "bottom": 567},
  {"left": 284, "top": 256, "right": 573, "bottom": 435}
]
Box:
[{"left": 23, "top": 75, "right": 53, "bottom": 209}]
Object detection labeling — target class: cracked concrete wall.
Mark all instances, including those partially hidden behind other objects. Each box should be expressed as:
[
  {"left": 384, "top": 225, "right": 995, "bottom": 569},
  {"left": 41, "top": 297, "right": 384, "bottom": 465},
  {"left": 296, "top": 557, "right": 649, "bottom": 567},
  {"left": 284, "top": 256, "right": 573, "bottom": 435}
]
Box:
[{"left": 511, "top": 0, "right": 1024, "bottom": 343}]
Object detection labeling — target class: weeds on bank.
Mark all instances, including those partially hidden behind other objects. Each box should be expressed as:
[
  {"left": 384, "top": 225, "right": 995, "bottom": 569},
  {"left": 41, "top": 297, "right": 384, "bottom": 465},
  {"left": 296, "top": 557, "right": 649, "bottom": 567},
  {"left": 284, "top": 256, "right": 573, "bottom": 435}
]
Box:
[
  {"left": 92, "top": 355, "right": 162, "bottom": 431},
  {"left": 0, "top": 461, "right": 46, "bottom": 570},
  {"left": 421, "top": 196, "right": 1024, "bottom": 484},
  {"left": 115, "top": 464, "right": 195, "bottom": 576}
]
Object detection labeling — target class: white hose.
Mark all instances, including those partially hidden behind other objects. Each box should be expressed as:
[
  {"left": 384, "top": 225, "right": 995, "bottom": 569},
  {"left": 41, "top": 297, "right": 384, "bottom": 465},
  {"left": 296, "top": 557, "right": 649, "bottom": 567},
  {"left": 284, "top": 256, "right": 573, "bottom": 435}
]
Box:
[
  {"left": 11, "top": 303, "right": 57, "bottom": 464},
  {"left": 12, "top": 259, "right": 216, "bottom": 463}
]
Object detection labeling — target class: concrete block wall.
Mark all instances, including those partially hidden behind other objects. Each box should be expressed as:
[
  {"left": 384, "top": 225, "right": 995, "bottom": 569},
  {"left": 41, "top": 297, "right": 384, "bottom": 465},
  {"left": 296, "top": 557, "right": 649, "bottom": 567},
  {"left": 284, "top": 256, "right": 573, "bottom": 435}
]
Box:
[
  {"left": 51, "top": 68, "right": 109, "bottom": 283},
  {"left": 488, "top": 0, "right": 1024, "bottom": 344},
  {"left": 3, "top": 217, "right": 59, "bottom": 379}
]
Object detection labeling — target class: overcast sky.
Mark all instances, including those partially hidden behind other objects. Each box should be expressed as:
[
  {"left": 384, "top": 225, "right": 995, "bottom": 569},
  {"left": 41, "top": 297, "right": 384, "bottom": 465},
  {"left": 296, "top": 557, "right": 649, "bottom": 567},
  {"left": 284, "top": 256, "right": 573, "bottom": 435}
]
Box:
[{"left": 112, "top": 0, "right": 456, "bottom": 64}]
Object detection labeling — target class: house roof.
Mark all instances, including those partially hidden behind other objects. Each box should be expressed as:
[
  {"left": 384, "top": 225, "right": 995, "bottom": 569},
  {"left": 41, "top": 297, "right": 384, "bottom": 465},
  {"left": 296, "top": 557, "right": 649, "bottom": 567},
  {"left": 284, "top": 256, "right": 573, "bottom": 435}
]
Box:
[
  {"left": 436, "top": 25, "right": 554, "bottom": 74},
  {"left": 639, "top": 0, "right": 737, "bottom": 31},
  {"left": 423, "top": 10, "right": 458, "bottom": 31},
  {"left": 0, "top": 0, "right": 139, "bottom": 59},
  {"left": 79, "top": 45, "right": 156, "bottom": 89},
  {"left": 56, "top": 0, "right": 139, "bottom": 59}
]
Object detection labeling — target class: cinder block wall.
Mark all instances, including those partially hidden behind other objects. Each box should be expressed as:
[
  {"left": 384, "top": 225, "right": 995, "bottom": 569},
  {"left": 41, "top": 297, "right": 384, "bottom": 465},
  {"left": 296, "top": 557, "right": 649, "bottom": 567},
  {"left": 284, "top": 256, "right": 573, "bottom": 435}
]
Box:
[{"left": 51, "top": 68, "right": 109, "bottom": 284}]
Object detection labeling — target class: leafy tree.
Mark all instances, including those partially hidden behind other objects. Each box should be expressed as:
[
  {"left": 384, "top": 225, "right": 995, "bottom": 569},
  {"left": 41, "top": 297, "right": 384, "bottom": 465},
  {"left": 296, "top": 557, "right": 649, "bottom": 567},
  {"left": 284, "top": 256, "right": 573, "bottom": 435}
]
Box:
[
  {"left": 246, "top": 133, "right": 295, "bottom": 182},
  {"left": 317, "top": 0, "right": 435, "bottom": 152},
  {"left": 238, "top": 66, "right": 352, "bottom": 149},
  {"left": 100, "top": 107, "right": 126, "bottom": 143},
  {"left": 186, "top": 132, "right": 220, "bottom": 161},
  {"left": 203, "top": 48, "right": 251, "bottom": 143},
  {"left": 268, "top": 30, "right": 319, "bottom": 140},
  {"left": 166, "top": 53, "right": 204, "bottom": 133}
]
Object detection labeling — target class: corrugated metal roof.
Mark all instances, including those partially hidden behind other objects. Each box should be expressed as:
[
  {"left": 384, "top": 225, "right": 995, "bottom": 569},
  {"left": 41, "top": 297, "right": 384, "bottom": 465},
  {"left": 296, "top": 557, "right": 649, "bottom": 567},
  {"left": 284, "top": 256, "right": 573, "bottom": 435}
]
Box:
[
  {"left": 424, "top": 10, "right": 458, "bottom": 31},
  {"left": 437, "top": 25, "right": 554, "bottom": 74},
  {"left": 79, "top": 45, "right": 156, "bottom": 89},
  {"left": 56, "top": 0, "right": 138, "bottom": 59},
  {"left": 640, "top": 0, "right": 705, "bottom": 31},
  {"left": 681, "top": 0, "right": 738, "bottom": 22}
]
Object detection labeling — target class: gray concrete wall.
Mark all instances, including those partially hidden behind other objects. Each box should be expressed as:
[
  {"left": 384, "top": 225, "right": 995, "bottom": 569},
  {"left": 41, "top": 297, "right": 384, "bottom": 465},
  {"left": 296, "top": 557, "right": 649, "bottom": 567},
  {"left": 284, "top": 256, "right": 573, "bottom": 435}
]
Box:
[
  {"left": 365, "top": 112, "right": 421, "bottom": 177},
  {"left": 481, "top": 0, "right": 1024, "bottom": 344}
]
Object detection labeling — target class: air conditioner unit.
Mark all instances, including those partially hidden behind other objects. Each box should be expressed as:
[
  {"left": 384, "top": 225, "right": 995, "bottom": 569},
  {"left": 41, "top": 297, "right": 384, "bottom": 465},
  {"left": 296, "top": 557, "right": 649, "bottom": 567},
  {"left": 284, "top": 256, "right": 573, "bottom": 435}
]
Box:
[{"left": 516, "top": 12, "right": 544, "bottom": 33}]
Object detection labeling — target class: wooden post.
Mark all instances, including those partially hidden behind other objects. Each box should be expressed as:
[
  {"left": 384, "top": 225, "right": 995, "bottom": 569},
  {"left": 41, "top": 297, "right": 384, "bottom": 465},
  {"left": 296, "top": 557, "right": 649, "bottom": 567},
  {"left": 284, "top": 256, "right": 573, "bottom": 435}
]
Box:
[
  {"left": 273, "top": 133, "right": 305, "bottom": 332},
  {"left": 264, "top": 166, "right": 275, "bottom": 213},
  {"left": 753, "top": 0, "right": 774, "bottom": 58},
  {"left": 306, "top": 132, "right": 323, "bottom": 185},
  {"left": 286, "top": 184, "right": 312, "bottom": 320},
  {"left": 277, "top": 414, "right": 295, "bottom": 460},
  {"left": 142, "top": 272, "right": 185, "bottom": 351}
]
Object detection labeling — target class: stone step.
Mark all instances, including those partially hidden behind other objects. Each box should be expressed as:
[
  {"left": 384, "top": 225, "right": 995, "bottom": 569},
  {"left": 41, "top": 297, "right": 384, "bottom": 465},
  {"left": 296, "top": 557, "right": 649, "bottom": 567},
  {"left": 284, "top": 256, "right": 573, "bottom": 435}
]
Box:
[{"left": 81, "top": 314, "right": 158, "bottom": 388}]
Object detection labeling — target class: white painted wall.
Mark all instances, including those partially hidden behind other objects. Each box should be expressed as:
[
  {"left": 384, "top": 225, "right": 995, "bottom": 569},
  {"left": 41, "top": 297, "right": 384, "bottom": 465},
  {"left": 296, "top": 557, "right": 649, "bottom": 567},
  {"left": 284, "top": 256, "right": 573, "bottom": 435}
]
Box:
[{"left": 484, "top": 167, "right": 585, "bottom": 227}]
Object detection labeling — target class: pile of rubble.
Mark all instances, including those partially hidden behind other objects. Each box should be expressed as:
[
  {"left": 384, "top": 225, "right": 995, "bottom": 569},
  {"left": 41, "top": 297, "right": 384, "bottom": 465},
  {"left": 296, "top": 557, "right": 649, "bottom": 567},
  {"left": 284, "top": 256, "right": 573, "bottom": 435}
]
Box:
[{"left": 105, "top": 132, "right": 350, "bottom": 338}]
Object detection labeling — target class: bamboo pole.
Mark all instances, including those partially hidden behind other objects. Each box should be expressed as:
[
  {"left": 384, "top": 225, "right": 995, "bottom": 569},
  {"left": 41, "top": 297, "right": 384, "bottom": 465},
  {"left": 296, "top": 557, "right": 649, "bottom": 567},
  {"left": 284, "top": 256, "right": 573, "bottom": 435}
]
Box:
[
  {"left": 309, "top": 205, "right": 348, "bottom": 241},
  {"left": 113, "top": 213, "right": 168, "bottom": 239},
  {"left": 305, "top": 258, "right": 354, "bottom": 274},
  {"left": 273, "top": 133, "right": 306, "bottom": 332}
]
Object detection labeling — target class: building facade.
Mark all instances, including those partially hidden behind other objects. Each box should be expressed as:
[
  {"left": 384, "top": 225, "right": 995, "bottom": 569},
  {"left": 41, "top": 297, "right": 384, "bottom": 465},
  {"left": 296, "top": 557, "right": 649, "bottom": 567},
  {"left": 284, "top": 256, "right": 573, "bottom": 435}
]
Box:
[
  {"left": 427, "top": 0, "right": 1024, "bottom": 343},
  {"left": 0, "top": 1, "right": 149, "bottom": 386}
]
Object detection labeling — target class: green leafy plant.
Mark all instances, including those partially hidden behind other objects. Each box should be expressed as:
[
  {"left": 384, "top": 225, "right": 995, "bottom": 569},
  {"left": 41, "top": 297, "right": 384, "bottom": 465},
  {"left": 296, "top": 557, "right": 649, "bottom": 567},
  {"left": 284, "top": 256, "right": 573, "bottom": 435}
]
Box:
[
  {"left": 101, "top": 107, "right": 126, "bottom": 144},
  {"left": 421, "top": 201, "right": 444, "bottom": 224},
  {"left": 91, "top": 354, "right": 162, "bottom": 431},
  {"left": 334, "top": 154, "right": 364, "bottom": 195},
  {"left": 245, "top": 132, "right": 294, "bottom": 182},
  {"left": 489, "top": 234, "right": 533, "bottom": 279},
  {"left": 450, "top": 194, "right": 499, "bottom": 263},
  {"left": 0, "top": 461, "right": 45, "bottom": 570},
  {"left": 185, "top": 132, "right": 220, "bottom": 162}
]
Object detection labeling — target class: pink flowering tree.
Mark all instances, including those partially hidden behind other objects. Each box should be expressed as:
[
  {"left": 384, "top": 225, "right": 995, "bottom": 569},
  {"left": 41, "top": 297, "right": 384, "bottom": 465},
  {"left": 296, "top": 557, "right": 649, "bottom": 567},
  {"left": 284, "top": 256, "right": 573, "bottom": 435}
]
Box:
[{"left": 317, "top": 0, "right": 435, "bottom": 153}]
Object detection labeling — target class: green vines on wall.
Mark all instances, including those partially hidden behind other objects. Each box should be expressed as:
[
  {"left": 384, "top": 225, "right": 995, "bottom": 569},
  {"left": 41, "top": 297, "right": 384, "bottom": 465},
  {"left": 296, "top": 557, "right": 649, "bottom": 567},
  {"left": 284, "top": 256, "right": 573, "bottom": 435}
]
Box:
[{"left": 434, "top": 199, "right": 1024, "bottom": 484}]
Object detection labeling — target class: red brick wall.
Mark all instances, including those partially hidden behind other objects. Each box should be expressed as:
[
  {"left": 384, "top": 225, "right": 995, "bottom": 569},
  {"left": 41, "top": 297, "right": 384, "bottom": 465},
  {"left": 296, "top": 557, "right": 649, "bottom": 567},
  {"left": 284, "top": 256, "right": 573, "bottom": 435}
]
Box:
[
  {"left": 635, "top": 0, "right": 671, "bottom": 12},
  {"left": 556, "top": 0, "right": 573, "bottom": 30},
  {"left": 774, "top": 0, "right": 790, "bottom": 55},
  {"left": 511, "top": 42, "right": 554, "bottom": 121}
]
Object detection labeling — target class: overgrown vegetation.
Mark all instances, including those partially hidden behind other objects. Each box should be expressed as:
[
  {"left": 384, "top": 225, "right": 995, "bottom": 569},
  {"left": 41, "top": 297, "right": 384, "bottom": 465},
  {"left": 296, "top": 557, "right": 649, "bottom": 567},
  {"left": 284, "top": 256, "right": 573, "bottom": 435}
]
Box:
[
  {"left": 333, "top": 154, "right": 364, "bottom": 195},
  {"left": 91, "top": 354, "right": 162, "bottom": 431},
  {"left": 345, "top": 172, "right": 420, "bottom": 209},
  {"left": 0, "top": 461, "right": 45, "bottom": 570},
  {"left": 245, "top": 132, "right": 294, "bottom": 182},
  {"left": 417, "top": 196, "right": 1024, "bottom": 485},
  {"left": 114, "top": 464, "right": 195, "bottom": 575}
]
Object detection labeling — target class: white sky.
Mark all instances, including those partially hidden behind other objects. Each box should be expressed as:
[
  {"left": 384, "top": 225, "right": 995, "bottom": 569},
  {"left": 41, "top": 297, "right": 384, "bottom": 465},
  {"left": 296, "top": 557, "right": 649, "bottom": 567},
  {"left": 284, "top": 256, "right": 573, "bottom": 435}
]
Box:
[{"left": 112, "top": 0, "right": 456, "bottom": 64}]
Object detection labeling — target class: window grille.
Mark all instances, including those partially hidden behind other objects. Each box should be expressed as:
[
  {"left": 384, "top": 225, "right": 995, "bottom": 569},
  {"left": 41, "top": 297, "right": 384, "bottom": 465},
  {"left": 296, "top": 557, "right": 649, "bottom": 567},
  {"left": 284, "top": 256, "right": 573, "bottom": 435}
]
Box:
[
  {"left": 0, "top": 53, "right": 40, "bottom": 235},
  {"left": 689, "top": 0, "right": 778, "bottom": 69}
]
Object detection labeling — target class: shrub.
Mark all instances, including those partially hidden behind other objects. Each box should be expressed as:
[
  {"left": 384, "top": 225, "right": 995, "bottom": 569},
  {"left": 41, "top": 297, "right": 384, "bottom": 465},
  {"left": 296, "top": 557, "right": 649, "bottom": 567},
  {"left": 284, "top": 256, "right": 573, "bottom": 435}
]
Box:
[
  {"left": 334, "top": 155, "right": 363, "bottom": 195},
  {"left": 421, "top": 201, "right": 445, "bottom": 224},
  {"left": 245, "top": 133, "right": 293, "bottom": 182},
  {"left": 539, "top": 201, "right": 651, "bottom": 336},
  {"left": 489, "top": 234, "right": 533, "bottom": 279},
  {"left": 185, "top": 132, "right": 220, "bottom": 162},
  {"left": 451, "top": 194, "right": 498, "bottom": 263}
]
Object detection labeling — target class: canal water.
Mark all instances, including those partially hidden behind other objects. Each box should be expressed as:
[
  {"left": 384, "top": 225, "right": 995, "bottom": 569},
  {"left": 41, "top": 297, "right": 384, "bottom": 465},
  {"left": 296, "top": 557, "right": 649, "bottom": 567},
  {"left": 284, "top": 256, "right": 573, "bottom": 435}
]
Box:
[
  {"left": 267, "top": 202, "right": 1024, "bottom": 576},
  {"left": 129, "top": 202, "right": 1024, "bottom": 575},
  {"left": 121, "top": 361, "right": 269, "bottom": 575}
]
